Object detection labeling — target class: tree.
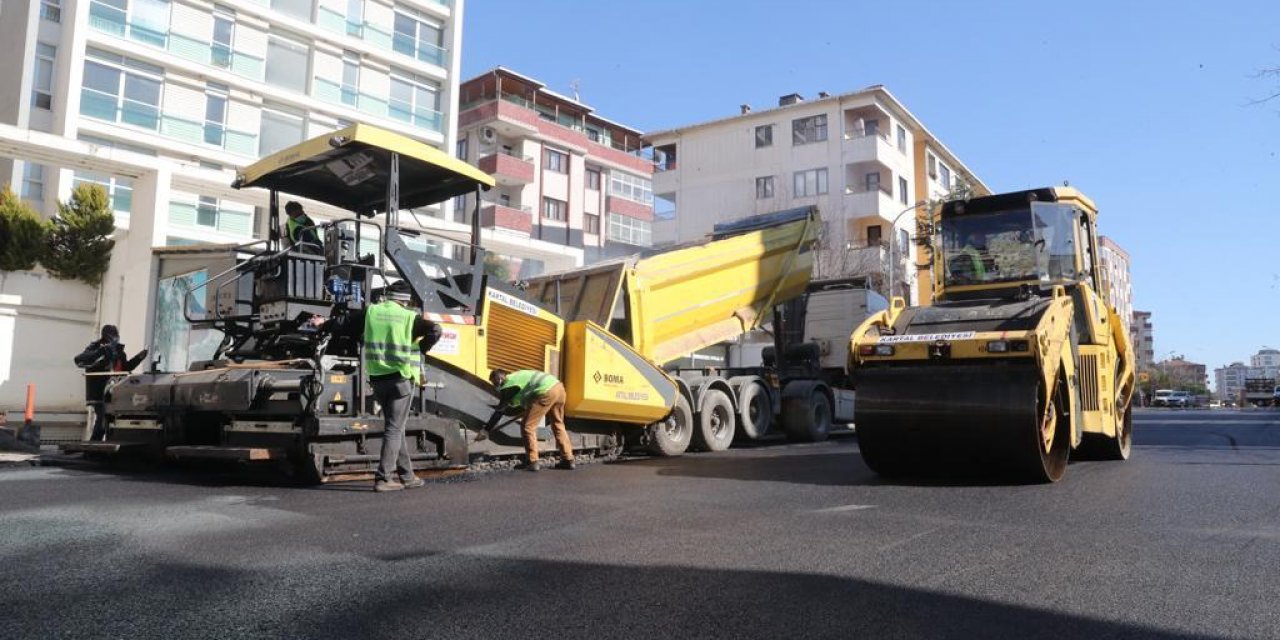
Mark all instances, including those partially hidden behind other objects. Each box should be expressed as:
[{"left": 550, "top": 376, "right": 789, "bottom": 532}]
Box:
[
  {"left": 43, "top": 183, "right": 116, "bottom": 285},
  {"left": 0, "top": 187, "right": 47, "bottom": 272}
]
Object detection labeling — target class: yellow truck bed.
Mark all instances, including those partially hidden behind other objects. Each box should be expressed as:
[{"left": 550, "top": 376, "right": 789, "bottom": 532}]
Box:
[{"left": 525, "top": 207, "right": 819, "bottom": 365}]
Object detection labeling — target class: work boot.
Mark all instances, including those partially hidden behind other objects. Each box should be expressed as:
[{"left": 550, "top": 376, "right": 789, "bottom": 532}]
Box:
[
  {"left": 374, "top": 479, "right": 404, "bottom": 492},
  {"left": 399, "top": 474, "right": 425, "bottom": 489},
  {"left": 554, "top": 459, "right": 576, "bottom": 471},
  {"left": 514, "top": 460, "right": 540, "bottom": 472}
]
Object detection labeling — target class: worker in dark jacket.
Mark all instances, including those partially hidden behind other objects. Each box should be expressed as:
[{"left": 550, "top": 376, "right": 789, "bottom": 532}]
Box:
[
  {"left": 484, "top": 369, "right": 575, "bottom": 471},
  {"left": 73, "top": 325, "right": 147, "bottom": 441},
  {"left": 310, "top": 281, "right": 442, "bottom": 492}
]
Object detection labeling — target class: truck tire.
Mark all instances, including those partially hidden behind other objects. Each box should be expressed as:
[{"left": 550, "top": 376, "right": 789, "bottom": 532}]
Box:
[
  {"left": 692, "top": 389, "right": 735, "bottom": 452},
  {"left": 647, "top": 394, "right": 693, "bottom": 457},
  {"left": 782, "top": 389, "right": 831, "bottom": 442},
  {"left": 735, "top": 382, "right": 772, "bottom": 441}
]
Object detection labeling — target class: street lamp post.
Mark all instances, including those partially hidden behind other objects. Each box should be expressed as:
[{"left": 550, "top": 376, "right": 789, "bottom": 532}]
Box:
[{"left": 887, "top": 200, "right": 930, "bottom": 302}]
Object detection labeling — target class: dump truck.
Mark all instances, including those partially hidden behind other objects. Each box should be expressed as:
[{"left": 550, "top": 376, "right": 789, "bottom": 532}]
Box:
[
  {"left": 525, "top": 210, "right": 880, "bottom": 453},
  {"left": 64, "top": 124, "right": 686, "bottom": 481},
  {"left": 1241, "top": 378, "right": 1276, "bottom": 407},
  {"left": 848, "top": 187, "right": 1135, "bottom": 482}
]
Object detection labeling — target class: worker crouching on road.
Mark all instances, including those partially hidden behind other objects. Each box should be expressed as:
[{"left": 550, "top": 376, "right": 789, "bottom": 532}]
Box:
[
  {"left": 310, "top": 281, "right": 441, "bottom": 492},
  {"left": 485, "top": 369, "right": 576, "bottom": 471}
]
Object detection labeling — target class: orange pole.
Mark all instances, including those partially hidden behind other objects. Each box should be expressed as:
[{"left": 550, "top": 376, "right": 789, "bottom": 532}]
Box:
[{"left": 24, "top": 384, "right": 35, "bottom": 424}]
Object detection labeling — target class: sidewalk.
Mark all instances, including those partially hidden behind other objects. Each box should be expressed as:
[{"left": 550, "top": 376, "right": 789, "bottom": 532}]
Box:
[{"left": 0, "top": 451, "right": 40, "bottom": 466}]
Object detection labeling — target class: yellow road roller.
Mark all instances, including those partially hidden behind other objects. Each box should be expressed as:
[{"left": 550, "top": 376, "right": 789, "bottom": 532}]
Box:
[{"left": 848, "top": 187, "right": 1135, "bottom": 482}]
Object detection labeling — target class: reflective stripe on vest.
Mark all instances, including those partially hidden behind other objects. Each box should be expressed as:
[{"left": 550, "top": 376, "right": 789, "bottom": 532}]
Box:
[
  {"left": 501, "top": 370, "right": 559, "bottom": 409},
  {"left": 287, "top": 214, "right": 314, "bottom": 244},
  {"left": 363, "top": 301, "right": 421, "bottom": 382}
]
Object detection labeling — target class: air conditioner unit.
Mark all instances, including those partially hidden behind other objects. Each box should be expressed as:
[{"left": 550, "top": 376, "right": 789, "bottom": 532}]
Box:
[{"left": 480, "top": 127, "right": 496, "bottom": 144}]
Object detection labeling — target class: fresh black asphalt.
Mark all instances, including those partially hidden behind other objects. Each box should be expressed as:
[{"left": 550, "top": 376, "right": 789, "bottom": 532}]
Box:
[{"left": 2, "top": 408, "right": 1278, "bottom": 639}]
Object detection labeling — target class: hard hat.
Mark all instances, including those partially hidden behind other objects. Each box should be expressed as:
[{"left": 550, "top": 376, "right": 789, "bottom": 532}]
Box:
[{"left": 383, "top": 280, "right": 414, "bottom": 303}]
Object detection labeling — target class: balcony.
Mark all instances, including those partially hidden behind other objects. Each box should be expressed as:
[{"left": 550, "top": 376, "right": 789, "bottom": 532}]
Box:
[
  {"left": 478, "top": 150, "right": 535, "bottom": 185},
  {"left": 842, "top": 129, "right": 898, "bottom": 165},
  {"left": 607, "top": 195, "right": 654, "bottom": 221},
  {"left": 480, "top": 203, "right": 533, "bottom": 234},
  {"left": 88, "top": 1, "right": 266, "bottom": 81},
  {"left": 81, "top": 88, "right": 257, "bottom": 156},
  {"left": 459, "top": 97, "right": 652, "bottom": 174}
]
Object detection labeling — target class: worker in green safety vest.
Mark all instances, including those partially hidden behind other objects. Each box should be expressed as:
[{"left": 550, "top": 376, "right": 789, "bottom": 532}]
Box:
[
  {"left": 482, "top": 369, "right": 576, "bottom": 471},
  {"left": 284, "top": 201, "right": 322, "bottom": 254},
  {"left": 309, "top": 280, "right": 442, "bottom": 492}
]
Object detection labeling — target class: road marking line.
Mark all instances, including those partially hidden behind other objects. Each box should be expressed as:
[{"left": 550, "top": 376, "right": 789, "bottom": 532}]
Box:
[{"left": 813, "top": 504, "right": 877, "bottom": 513}]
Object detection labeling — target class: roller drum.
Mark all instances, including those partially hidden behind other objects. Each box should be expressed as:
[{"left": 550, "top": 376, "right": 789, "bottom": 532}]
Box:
[{"left": 854, "top": 363, "right": 1064, "bottom": 482}]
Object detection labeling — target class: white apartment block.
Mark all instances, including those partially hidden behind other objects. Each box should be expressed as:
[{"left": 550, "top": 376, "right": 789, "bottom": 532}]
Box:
[
  {"left": 643, "top": 86, "right": 987, "bottom": 304},
  {"left": 1098, "top": 236, "right": 1132, "bottom": 335},
  {"left": 1214, "top": 362, "right": 1248, "bottom": 401},
  {"left": 1130, "top": 310, "right": 1154, "bottom": 370},
  {"left": 0, "top": 0, "right": 499, "bottom": 410},
  {"left": 1250, "top": 348, "right": 1280, "bottom": 369}
]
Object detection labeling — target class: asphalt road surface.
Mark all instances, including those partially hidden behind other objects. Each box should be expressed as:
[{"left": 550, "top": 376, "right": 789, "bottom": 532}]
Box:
[{"left": 2, "top": 408, "right": 1279, "bottom": 639}]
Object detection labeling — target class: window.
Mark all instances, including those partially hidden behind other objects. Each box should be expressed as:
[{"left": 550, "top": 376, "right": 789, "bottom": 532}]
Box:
[
  {"left": 896, "top": 125, "right": 906, "bottom": 152},
  {"left": 584, "top": 213, "right": 600, "bottom": 235},
  {"left": 940, "top": 165, "right": 952, "bottom": 189},
  {"left": 863, "top": 118, "right": 879, "bottom": 137},
  {"left": 542, "top": 197, "right": 566, "bottom": 221},
  {"left": 393, "top": 5, "right": 444, "bottom": 66},
  {"left": 755, "top": 176, "right": 774, "bottom": 199},
  {"left": 585, "top": 168, "right": 601, "bottom": 190},
  {"left": 607, "top": 213, "right": 652, "bottom": 247},
  {"left": 270, "top": 0, "right": 311, "bottom": 21},
  {"left": 340, "top": 51, "right": 360, "bottom": 106},
  {"left": 345, "top": 0, "right": 364, "bottom": 35},
  {"left": 389, "top": 68, "right": 440, "bottom": 131},
  {"left": 545, "top": 148, "right": 568, "bottom": 174},
  {"left": 73, "top": 168, "right": 134, "bottom": 215},
  {"left": 609, "top": 172, "right": 653, "bottom": 204},
  {"left": 865, "top": 172, "right": 880, "bottom": 193},
  {"left": 266, "top": 34, "right": 308, "bottom": 93},
  {"left": 32, "top": 44, "right": 55, "bottom": 110},
  {"left": 131, "top": 0, "right": 171, "bottom": 46},
  {"left": 755, "top": 124, "right": 773, "bottom": 148},
  {"left": 455, "top": 137, "right": 468, "bottom": 160},
  {"left": 792, "top": 168, "right": 828, "bottom": 197},
  {"left": 866, "top": 224, "right": 882, "bottom": 247},
  {"left": 792, "top": 114, "right": 828, "bottom": 145},
  {"left": 211, "top": 6, "right": 235, "bottom": 68},
  {"left": 899, "top": 176, "right": 909, "bottom": 205},
  {"left": 40, "top": 0, "right": 61, "bottom": 23},
  {"left": 203, "top": 83, "right": 228, "bottom": 146},
  {"left": 81, "top": 48, "right": 163, "bottom": 130},
  {"left": 22, "top": 163, "right": 45, "bottom": 203},
  {"left": 259, "top": 104, "right": 304, "bottom": 155},
  {"left": 586, "top": 127, "right": 601, "bottom": 143},
  {"left": 926, "top": 152, "right": 937, "bottom": 178},
  {"left": 196, "top": 196, "right": 219, "bottom": 227}
]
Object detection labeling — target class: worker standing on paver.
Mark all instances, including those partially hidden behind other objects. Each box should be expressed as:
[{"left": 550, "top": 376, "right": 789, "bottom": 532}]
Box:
[{"left": 484, "top": 369, "right": 576, "bottom": 472}]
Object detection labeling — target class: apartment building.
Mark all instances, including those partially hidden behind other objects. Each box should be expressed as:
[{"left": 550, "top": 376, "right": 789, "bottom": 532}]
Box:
[
  {"left": 454, "top": 67, "right": 655, "bottom": 278},
  {"left": 1097, "top": 235, "right": 1132, "bottom": 335},
  {"left": 642, "top": 86, "right": 988, "bottom": 304},
  {"left": 1214, "top": 362, "right": 1248, "bottom": 402},
  {"left": 1131, "top": 310, "right": 1154, "bottom": 370},
  {"left": 0, "top": 0, "right": 473, "bottom": 406}
]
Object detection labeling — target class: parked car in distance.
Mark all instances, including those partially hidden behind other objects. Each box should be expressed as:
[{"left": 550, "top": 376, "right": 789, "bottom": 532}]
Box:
[{"left": 1153, "top": 389, "right": 1191, "bottom": 408}]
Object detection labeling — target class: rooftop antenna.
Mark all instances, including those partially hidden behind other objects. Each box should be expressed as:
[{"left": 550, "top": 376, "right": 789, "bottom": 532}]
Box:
[{"left": 569, "top": 78, "right": 581, "bottom": 102}]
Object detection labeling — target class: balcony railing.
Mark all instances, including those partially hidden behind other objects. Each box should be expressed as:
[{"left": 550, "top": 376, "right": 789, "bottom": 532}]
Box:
[
  {"left": 81, "top": 88, "right": 257, "bottom": 155},
  {"left": 460, "top": 93, "right": 649, "bottom": 157},
  {"left": 495, "top": 147, "right": 534, "bottom": 163},
  {"left": 391, "top": 33, "right": 446, "bottom": 67},
  {"left": 388, "top": 98, "right": 442, "bottom": 133},
  {"left": 845, "top": 181, "right": 894, "bottom": 196},
  {"left": 88, "top": 1, "right": 267, "bottom": 81},
  {"left": 480, "top": 202, "right": 533, "bottom": 233},
  {"left": 88, "top": 1, "right": 166, "bottom": 47}
]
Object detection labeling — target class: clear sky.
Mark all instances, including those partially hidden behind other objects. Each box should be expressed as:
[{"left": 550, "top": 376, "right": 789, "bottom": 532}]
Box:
[{"left": 462, "top": 0, "right": 1280, "bottom": 380}]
